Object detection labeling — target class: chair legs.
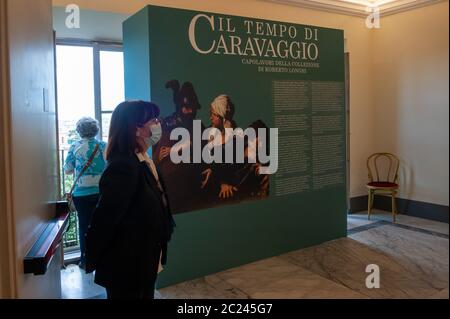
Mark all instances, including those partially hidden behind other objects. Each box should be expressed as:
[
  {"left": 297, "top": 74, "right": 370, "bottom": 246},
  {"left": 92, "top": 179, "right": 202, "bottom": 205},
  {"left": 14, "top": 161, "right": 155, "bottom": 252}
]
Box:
[
  {"left": 368, "top": 189, "right": 398, "bottom": 222},
  {"left": 391, "top": 191, "right": 398, "bottom": 223},
  {"left": 368, "top": 190, "right": 373, "bottom": 220}
]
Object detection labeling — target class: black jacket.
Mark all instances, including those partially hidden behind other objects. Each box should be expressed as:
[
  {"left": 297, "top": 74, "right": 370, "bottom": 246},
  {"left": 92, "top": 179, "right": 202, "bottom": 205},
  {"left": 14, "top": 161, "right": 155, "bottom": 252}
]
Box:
[{"left": 85, "top": 153, "right": 175, "bottom": 289}]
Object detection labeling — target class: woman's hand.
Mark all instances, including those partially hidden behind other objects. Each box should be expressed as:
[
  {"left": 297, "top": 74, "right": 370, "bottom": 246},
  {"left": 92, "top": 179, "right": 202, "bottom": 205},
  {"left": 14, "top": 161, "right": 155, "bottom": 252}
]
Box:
[
  {"left": 201, "top": 169, "right": 213, "bottom": 189},
  {"left": 219, "top": 184, "right": 238, "bottom": 199}
]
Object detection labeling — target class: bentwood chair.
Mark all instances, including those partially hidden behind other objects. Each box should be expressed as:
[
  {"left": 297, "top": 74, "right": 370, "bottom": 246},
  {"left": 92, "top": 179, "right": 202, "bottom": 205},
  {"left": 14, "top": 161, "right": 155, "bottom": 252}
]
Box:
[{"left": 366, "top": 153, "right": 400, "bottom": 222}]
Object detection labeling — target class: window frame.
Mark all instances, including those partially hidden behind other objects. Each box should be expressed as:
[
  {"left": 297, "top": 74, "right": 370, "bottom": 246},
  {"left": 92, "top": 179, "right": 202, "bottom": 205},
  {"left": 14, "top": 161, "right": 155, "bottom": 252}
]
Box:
[
  {"left": 55, "top": 38, "right": 124, "bottom": 254},
  {"left": 55, "top": 38, "right": 123, "bottom": 140}
]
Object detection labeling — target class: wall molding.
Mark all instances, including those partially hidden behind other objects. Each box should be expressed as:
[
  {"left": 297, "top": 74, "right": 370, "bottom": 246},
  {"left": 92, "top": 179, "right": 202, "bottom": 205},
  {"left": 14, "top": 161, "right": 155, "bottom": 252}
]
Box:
[
  {"left": 265, "top": 0, "right": 446, "bottom": 17},
  {"left": 349, "top": 195, "right": 449, "bottom": 223}
]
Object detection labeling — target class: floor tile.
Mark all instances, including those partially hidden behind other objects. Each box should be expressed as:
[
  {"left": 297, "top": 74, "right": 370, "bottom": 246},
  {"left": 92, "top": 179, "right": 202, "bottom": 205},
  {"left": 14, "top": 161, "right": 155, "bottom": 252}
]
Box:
[
  {"left": 61, "top": 264, "right": 105, "bottom": 299},
  {"left": 279, "top": 237, "right": 445, "bottom": 298},
  {"left": 61, "top": 214, "right": 449, "bottom": 299},
  {"left": 350, "top": 225, "right": 449, "bottom": 291},
  {"left": 352, "top": 211, "right": 449, "bottom": 235}
]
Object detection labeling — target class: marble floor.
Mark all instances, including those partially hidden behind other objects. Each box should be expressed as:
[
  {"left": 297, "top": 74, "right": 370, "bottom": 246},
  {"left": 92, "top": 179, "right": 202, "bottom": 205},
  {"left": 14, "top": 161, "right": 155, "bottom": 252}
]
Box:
[{"left": 61, "top": 210, "right": 449, "bottom": 299}]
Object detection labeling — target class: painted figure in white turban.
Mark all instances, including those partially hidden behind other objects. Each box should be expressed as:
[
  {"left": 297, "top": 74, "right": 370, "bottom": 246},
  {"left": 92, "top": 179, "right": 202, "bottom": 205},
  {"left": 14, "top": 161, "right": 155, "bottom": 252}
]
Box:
[{"left": 201, "top": 94, "right": 243, "bottom": 202}]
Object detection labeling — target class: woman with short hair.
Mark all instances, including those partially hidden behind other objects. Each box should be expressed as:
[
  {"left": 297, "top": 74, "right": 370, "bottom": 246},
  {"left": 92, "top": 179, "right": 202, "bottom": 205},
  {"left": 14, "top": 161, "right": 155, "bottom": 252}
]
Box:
[
  {"left": 63, "top": 117, "right": 107, "bottom": 269},
  {"left": 85, "top": 100, "right": 175, "bottom": 299}
]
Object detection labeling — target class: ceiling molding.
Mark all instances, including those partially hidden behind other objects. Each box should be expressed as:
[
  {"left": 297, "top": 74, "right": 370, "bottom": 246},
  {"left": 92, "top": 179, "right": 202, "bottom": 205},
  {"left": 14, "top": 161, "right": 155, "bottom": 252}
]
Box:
[
  {"left": 379, "top": 0, "right": 446, "bottom": 16},
  {"left": 264, "top": 0, "right": 446, "bottom": 17}
]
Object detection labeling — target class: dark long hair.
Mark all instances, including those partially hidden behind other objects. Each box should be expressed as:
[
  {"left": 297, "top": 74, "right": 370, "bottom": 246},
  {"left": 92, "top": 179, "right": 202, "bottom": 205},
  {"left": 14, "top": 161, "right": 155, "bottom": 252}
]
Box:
[{"left": 106, "top": 100, "right": 160, "bottom": 160}]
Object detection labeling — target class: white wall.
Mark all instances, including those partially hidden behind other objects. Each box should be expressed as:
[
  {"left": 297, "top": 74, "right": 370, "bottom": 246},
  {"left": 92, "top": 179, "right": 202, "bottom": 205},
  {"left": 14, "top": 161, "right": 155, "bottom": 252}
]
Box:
[
  {"left": 372, "top": 1, "right": 449, "bottom": 206},
  {"left": 53, "top": 6, "right": 127, "bottom": 41},
  {"left": 53, "top": 0, "right": 376, "bottom": 199},
  {"left": 5, "top": 0, "right": 61, "bottom": 298}
]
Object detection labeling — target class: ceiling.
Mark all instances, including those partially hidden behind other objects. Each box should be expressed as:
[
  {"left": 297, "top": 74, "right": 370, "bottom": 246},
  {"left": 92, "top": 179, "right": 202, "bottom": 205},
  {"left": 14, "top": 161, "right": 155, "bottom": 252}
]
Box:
[
  {"left": 51, "top": 0, "right": 446, "bottom": 17},
  {"left": 266, "top": 0, "right": 446, "bottom": 17}
]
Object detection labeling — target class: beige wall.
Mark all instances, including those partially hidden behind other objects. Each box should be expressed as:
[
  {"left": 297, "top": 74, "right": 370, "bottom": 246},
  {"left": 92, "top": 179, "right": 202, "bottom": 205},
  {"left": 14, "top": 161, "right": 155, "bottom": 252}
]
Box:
[
  {"left": 2, "top": 0, "right": 61, "bottom": 298},
  {"left": 372, "top": 1, "right": 449, "bottom": 205},
  {"left": 53, "top": 0, "right": 377, "bottom": 199}
]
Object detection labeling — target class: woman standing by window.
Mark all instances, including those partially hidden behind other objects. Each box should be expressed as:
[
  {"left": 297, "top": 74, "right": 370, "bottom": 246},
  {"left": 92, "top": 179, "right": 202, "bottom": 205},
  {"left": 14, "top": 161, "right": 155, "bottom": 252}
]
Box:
[
  {"left": 63, "top": 117, "right": 107, "bottom": 270},
  {"left": 85, "top": 100, "right": 175, "bottom": 299}
]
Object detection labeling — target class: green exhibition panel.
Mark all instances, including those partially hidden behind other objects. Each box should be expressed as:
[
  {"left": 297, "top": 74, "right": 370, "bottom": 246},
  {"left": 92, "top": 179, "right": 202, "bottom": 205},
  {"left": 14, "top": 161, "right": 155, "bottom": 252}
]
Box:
[{"left": 123, "top": 5, "right": 346, "bottom": 288}]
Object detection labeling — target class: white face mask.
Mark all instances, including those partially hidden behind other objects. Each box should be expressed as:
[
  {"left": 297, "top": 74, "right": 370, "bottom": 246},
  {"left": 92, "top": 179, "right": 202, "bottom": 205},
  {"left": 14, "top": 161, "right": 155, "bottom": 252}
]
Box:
[{"left": 143, "top": 122, "right": 162, "bottom": 147}]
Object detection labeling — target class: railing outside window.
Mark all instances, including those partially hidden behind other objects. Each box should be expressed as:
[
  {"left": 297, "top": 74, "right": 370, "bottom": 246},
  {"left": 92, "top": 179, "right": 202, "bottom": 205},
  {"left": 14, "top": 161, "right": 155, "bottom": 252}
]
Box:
[{"left": 60, "top": 149, "right": 80, "bottom": 250}]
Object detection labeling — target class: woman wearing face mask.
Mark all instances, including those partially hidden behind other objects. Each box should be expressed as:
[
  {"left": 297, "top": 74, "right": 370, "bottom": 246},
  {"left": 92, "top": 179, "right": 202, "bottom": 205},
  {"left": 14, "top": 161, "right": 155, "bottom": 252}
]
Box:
[{"left": 85, "top": 100, "right": 175, "bottom": 299}]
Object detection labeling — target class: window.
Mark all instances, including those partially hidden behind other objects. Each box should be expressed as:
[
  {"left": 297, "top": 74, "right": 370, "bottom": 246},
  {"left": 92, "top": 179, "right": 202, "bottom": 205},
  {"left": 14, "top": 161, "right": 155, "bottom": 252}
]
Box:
[
  {"left": 99, "top": 49, "right": 125, "bottom": 141},
  {"left": 56, "top": 41, "right": 124, "bottom": 250}
]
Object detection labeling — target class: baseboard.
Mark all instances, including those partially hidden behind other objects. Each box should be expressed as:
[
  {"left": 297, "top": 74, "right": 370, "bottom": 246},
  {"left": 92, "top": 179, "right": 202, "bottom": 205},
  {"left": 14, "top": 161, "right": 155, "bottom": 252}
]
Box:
[
  {"left": 349, "top": 195, "right": 449, "bottom": 223},
  {"left": 349, "top": 195, "right": 369, "bottom": 214},
  {"left": 373, "top": 196, "right": 449, "bottom": 223}
]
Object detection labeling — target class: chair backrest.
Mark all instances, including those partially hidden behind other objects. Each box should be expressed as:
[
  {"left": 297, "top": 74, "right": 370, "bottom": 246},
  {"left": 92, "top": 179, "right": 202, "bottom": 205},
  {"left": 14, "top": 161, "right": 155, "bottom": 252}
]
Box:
[{"left": 367, "top": 153, "right": 399, "bottom": 183}]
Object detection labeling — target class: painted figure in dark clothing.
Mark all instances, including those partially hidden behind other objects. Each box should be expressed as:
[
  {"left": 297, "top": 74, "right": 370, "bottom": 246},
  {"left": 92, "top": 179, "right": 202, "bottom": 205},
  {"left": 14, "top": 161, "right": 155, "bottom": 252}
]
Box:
[
  {"left": 153, "top": 80, "right": 205, "bottom": 213},
  {"left": 234, "top": 120, "right": 270, "bottom": 201}
]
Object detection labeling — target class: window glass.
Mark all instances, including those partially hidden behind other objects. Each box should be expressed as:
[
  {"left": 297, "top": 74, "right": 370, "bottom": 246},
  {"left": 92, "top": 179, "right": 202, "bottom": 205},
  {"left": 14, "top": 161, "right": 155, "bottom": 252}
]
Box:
[{"left": 100, "top": 50, "right": 125, "bottom": 112}]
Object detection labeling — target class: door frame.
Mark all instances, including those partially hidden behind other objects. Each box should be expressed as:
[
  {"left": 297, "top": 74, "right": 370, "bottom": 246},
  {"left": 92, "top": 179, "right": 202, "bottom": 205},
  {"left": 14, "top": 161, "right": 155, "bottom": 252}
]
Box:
[
  {"left": 345, "top": 52, "right": 351, "bottom": 213},
  {"left": 0, "top": 0, "right": 18, "bottom": 299}
]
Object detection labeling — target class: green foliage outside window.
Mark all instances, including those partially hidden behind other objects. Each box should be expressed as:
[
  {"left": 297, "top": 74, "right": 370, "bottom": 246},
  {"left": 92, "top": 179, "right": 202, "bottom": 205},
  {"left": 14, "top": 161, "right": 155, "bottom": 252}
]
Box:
[{"left": 60, "top": 133, "right": 81, "bottom": 249}]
